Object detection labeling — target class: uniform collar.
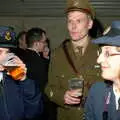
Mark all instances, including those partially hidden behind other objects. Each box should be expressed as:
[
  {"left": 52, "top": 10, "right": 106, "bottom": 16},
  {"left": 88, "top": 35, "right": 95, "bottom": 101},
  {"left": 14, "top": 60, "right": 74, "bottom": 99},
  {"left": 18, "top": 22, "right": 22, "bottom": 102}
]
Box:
[{"left": 71, "top": 36, "right": 91, "bottom": 56}]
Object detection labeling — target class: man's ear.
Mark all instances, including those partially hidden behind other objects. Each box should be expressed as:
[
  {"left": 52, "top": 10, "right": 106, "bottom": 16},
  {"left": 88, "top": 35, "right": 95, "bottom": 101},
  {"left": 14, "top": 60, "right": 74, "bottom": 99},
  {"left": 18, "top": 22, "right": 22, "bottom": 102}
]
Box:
[{"left": 88, "top": 19, "right": 93, "bottom": 30}]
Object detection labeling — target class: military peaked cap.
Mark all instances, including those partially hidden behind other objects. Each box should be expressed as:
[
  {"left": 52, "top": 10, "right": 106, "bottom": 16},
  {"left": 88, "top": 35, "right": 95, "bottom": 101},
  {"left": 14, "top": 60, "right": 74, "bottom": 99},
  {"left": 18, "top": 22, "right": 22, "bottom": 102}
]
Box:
[{"left": 66, "top": 0, "right": 95, "bottom": 19}]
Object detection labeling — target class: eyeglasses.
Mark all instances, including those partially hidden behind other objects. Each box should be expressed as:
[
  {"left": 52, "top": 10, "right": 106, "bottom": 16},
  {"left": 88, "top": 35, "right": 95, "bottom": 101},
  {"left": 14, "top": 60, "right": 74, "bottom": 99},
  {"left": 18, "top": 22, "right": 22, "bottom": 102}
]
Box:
[{"left": 97, "top": 49, "right": 120, "bottom": 58}]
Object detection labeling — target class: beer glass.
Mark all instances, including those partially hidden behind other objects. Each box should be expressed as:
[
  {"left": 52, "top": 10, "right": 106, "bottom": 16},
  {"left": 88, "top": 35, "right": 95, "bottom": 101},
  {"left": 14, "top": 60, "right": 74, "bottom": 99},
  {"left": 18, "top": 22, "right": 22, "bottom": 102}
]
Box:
[
  {"left": 2, "top": 53, "right": 25, "bottom": 80},
  {"left": 68, "top": 77, "right": 84, "bottom": 97}
]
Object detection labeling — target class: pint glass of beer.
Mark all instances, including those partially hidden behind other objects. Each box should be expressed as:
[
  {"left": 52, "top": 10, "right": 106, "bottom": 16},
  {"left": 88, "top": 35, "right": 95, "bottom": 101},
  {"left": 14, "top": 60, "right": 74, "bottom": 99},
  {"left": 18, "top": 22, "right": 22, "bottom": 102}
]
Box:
[
  {"left": 68, "top": 78, "right": 84, "bottom": 97},
  {"left": 2, "top": 53, "right": 25, "bottom": 80}
]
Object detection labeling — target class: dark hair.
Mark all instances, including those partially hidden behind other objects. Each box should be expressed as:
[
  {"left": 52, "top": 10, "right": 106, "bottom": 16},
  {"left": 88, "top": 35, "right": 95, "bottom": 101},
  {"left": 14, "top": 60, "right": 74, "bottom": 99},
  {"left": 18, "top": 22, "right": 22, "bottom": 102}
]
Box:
[
  {"left": 89, "top": 18, "right": 104, "bottom": 38},
  {"left": 16, "top": 31, "right": 27, "bottom": 46},
  {"left": 26, "top": 27, "right": 46, "bottom": 48},
  {"left": 17, "top": 31, "right": 26, "bottom": 40}
]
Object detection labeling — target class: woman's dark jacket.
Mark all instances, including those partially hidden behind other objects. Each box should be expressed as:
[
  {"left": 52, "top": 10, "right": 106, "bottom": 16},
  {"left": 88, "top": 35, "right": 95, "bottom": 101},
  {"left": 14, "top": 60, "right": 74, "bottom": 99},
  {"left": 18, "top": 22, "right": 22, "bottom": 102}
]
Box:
[{"left": 85, "top": 81, "right": 120, "bottom": 120}]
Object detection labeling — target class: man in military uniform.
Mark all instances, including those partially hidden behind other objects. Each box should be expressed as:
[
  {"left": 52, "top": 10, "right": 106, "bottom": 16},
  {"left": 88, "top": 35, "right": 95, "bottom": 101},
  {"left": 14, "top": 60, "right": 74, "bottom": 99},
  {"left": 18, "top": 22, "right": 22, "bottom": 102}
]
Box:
[{"left": 45, "top": 0, "right": 102, "bottom": 120}]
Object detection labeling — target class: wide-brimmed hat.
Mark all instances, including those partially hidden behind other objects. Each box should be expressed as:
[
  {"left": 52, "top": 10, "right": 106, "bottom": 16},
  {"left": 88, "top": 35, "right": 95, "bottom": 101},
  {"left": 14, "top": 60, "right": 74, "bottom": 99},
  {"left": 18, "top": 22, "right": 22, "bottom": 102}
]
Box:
[
  {"left": 65, "top": 0, "right": 95, "bottom": 19},
  {"left": 0, "top": 26, "right": 17, "bottom": 48},
  {"left": 92, "top": 21, "right": 120, "bottom": 46}
]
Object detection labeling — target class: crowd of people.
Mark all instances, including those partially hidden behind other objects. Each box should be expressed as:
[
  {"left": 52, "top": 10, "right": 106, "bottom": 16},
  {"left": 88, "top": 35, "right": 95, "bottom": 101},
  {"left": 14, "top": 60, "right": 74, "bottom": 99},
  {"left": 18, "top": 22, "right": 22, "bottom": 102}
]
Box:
[{"left": 0, "top": 0, "right": 120, "bottom": 120}]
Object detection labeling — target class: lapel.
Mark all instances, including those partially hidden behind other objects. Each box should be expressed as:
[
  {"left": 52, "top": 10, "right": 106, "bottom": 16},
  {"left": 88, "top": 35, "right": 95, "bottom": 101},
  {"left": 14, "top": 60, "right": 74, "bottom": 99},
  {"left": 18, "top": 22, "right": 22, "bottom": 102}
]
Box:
[
  {"left": 109, "top": 87, "right": 120, "bottom": 120},
  {"left": 66, "top": 40, "right": 83, "bottom": 74},
  {"left": 107, "top": 86, "right": 117, "bottom": 120},
  {"left": 66, "top": 39, "right": 98, "bottom": 74}
]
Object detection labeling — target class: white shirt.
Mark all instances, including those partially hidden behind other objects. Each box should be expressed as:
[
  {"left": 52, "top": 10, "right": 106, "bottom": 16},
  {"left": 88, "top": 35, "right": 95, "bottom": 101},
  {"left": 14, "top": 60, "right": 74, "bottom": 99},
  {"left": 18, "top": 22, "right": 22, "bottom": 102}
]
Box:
[
  {"left": 0, "top": 72, "right": 3, "bottom": 82},
  {"left": 113, "top": 85, "right": 120, "bottom": 110}
]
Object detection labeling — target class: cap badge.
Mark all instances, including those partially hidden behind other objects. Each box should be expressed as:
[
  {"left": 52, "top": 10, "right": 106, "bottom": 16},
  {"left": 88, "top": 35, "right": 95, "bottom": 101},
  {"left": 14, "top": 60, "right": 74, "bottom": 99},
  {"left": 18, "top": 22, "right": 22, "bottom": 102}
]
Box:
[
  {"left": 5, "top": 31, "right": 12, "bottom": 40},
  {"left": 73, "top": 0, "right": 79, "bottom": 6}
]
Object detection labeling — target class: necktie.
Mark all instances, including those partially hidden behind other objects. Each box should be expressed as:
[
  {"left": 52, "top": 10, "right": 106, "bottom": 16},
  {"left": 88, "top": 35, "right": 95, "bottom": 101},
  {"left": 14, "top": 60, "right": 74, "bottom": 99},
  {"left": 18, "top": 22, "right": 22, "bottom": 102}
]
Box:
[{"left": 75, "top": 46, "right": 83, "bottom": 56}]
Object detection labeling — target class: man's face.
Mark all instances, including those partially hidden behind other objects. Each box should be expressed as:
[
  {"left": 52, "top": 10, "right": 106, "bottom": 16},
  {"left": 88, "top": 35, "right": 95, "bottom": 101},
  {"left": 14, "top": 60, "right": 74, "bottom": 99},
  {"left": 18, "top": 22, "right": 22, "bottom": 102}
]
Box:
[
  {"left": 67, "top": 11, "right": 93, "bottom": 41},
  {"left": 38, "top": 33, "right": 47, "bottom": 52},
  {"left": 0, "top": 48, "right": 9, "bottom": 64}
]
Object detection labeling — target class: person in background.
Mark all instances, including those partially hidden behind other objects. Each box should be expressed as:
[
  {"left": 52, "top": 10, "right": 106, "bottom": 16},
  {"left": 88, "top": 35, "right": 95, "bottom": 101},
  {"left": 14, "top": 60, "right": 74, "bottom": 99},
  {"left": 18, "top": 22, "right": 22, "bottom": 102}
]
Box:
[
  {"left": 89, "top": 18, "right": 104, "bottom": 38},
  {"left": 0, "top": 26, "right": 43, "bottom": 120},
  {"left": 24, "top": 27, "right": 52, "bottom": 120},
  {"left": 12, "top": 31, "right": 27, "bottom": 60},
  {"left": 17, "top": 31, "right": 27, "bottom": 50},
  {"left": 25, "top": 27, "right": 49, "bottom": 92},
  {"left": 42, "top": 38, "right": 50, "bottom": 60},
  {"left": 85, "top": 21, "right": 120, "bottom": 120},
  {"left": 45, "top": 0, "right": 103, "bottom": 120}
]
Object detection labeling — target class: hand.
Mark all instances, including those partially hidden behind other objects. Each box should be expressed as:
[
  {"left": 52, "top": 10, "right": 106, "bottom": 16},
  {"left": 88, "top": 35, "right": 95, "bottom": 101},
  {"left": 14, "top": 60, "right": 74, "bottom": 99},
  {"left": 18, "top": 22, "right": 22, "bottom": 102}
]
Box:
[
  {"left": 64, "top": 89, "right": 81, "bottom": 105},
  {"left": 43, "top": 47, "right": 50, "bottom": 59}
]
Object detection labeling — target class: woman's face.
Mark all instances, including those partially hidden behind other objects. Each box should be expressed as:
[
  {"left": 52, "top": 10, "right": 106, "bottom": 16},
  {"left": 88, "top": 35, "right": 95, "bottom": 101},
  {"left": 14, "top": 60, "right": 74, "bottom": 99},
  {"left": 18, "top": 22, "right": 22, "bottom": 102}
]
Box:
[{"left": 97, "top": 46, "right": 120, "bottom": 82}]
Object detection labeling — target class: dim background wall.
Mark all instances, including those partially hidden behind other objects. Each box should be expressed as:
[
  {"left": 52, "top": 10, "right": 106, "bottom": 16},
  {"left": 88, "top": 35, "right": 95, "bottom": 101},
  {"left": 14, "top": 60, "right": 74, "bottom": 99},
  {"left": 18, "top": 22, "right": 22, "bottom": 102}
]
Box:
[{"left": 0, "top": 0, "right": 120, "bottom": 49}]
